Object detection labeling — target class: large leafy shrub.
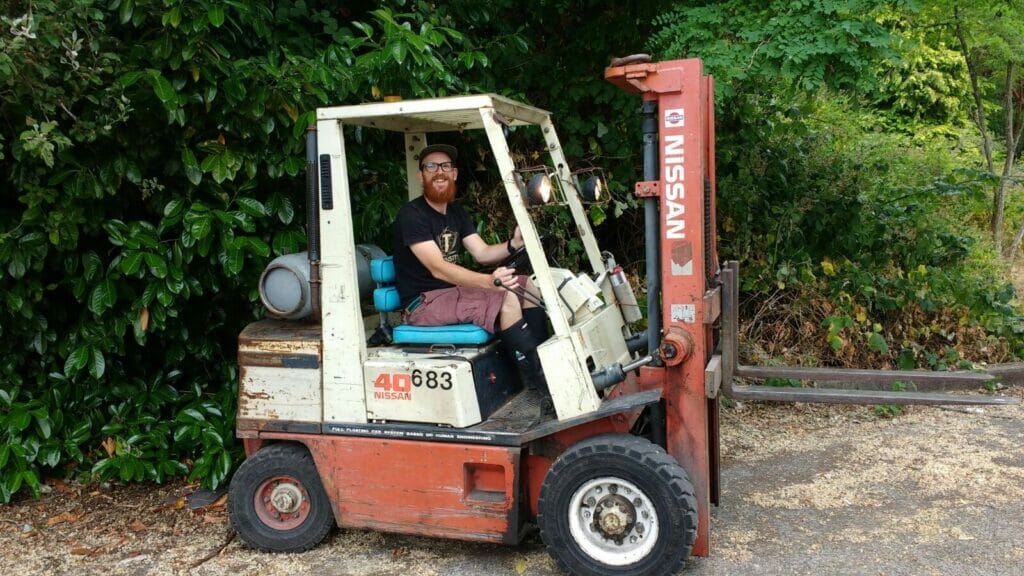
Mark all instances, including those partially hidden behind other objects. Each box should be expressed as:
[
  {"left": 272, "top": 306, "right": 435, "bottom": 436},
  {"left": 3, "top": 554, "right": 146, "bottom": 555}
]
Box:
[
  {"left": 0, "top": 0, "right": 494, "bottom": 502},
  {"left": 718, "top": 95, "right": 1021, "bottom": 366}
]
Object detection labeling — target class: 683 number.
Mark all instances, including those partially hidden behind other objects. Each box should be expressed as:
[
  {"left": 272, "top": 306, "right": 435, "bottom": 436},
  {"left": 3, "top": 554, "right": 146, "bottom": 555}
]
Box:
[{"left": 411, "top": 369, "right": 452, "bottom": 390}]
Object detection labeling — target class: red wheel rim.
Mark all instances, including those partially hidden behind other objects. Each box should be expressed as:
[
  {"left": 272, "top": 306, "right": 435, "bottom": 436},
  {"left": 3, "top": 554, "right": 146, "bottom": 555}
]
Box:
[{"left": 253, "top": 475, "right": 312, "bottom": 530}]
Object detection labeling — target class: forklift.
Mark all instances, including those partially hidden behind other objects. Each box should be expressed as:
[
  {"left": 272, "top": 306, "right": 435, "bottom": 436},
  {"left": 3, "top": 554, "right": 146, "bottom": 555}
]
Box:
[{"left": 227, "top": 56, "right": 1018, "bottom": 576}]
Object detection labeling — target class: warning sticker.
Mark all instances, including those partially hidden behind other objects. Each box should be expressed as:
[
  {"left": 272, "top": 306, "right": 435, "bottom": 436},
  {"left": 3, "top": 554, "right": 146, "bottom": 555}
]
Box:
[{"left": 671, "top": 304, "right": 696, "bottom": 323}]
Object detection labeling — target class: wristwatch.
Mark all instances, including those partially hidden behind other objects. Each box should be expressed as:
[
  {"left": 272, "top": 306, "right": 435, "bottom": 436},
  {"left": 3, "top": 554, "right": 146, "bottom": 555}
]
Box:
[{"left": 507, "top": 238, "right": 516, "bottom": 254}]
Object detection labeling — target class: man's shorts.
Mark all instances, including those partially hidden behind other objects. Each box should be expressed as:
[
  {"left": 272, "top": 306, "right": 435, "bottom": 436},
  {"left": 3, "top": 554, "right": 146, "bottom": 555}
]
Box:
[{"left": 405, "top": 276, "right": 528, "bottom": 334}]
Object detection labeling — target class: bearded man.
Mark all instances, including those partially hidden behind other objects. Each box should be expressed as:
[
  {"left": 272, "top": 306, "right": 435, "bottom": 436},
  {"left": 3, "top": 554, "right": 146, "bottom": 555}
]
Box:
[{"left": 392, "top": 144, "right": 550, "bottom": 404}]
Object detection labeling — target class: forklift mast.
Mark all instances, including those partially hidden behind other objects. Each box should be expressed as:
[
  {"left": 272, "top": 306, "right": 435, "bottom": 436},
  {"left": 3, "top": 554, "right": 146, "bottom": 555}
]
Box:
[{"left": 605, "top": 57, "right": 719, "bottom": 556}]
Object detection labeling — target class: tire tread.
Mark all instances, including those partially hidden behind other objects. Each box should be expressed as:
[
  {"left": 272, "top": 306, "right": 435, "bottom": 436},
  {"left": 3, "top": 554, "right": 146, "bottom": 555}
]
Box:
[
  {"left": 228, "top": 443, "right": 334, "bottom": 553},
  {"left": 537, "top": 434, "right": 698, "bottom": 576}
]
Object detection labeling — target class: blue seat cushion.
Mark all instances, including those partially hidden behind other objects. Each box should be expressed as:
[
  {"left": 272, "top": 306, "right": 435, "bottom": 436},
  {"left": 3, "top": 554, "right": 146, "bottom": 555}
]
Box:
[
  {"left": 392, "top": 323, "right": 492, "bottom": 345},
  {"left": 374, "top": 286, "right": 401, "bottom": 312},
  {"left": 370, "top": 257, "right": 395, "bottom": 284}
]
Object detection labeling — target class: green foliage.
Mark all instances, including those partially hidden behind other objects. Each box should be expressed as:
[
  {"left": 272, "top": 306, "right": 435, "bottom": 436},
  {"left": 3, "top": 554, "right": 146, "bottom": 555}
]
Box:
[
  {"left": 874, "top": 38, "right": 969, "bottom": 123},
  {"left": 650, "top": 0, "right": 905, "bottom": 99},
  {"left": 874, "top": 381, "right": 909, "bottom": 417},
  {"left": 765, "top": 377, "right": 802, "bottom": 388},
  {"left": 648, "top": 0, "right": 1022, "bottom": 368},
  {"left": 431, "top": 0, "right": 665, "bottom": 265},
  {"left": 717, "top": 92, "right": 1023, "bottom": 363},
  {"left": 0, "top": 0, "right": 490, "bottom": 502}
]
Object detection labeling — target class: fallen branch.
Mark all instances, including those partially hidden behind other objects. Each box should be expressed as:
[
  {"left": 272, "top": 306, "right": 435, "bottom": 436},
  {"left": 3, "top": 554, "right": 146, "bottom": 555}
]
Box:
[
  {"left": 190, "top": 529, "right": 236, "bottom": 569},
  {"left": 937, "top": 406, "right": 1020, "bottom": 420}
]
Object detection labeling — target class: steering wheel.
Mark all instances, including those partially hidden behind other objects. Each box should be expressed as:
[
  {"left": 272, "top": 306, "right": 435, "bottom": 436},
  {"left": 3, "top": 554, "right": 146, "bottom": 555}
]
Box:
[{"left": 502, "top": 234, "right": 548, "bottom": 272}]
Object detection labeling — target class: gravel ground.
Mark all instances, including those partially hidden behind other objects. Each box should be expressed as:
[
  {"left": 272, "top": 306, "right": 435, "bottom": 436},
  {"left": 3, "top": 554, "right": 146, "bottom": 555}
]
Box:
[{"left": 2, "top": 388, "right": 1021, "bottom": 576}]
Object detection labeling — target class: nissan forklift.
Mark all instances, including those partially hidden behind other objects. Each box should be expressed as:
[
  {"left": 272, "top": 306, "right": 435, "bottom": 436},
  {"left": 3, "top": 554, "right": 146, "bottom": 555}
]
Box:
[{"left": 227, "top": 56, "right": 1018, "bottom": 576}]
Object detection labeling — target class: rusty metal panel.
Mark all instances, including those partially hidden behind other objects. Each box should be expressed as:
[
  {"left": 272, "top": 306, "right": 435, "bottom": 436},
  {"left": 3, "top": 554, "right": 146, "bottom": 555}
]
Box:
[
  {"left": 238, "top": 319, "right": 322, "bottom": 355},
  {"left": 263, "top": 433, "right": 522, "bottom": 543},
  {"left": 238, "top": 319, "right": 324, "bottom": 427},
  {"left": 652, "top": 59, "right": 714, "bottom": 558},
  {"left": 238, "top": 366, "right": 321, "bottom": 423}
]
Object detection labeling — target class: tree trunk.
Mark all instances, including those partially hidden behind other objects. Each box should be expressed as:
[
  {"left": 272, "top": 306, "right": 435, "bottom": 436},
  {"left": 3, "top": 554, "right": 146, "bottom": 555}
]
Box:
[
  {"left": 1011, "top": 84, "right": 1019, "bottom": 158},
  {"left": 954, "top": 5, "right": 994, "bottom": 173},
  {"left": 953, "top": 5, "right": 1002, "bottom": 250},
  {"left": 999, "top": 63, "right": 1023, "bottom": 260},
  {"left": 996, "top": 63, "right": 1017, "bottom": 257}
]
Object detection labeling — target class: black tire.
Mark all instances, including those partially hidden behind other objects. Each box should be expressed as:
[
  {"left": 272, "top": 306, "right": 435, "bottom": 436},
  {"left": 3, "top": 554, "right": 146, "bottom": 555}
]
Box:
[
  {"left": 228, "top": 443, "right": 335, "bottom": 552},
  {"left": 537, "top": 434, "right": 698, "bottom": 576}
]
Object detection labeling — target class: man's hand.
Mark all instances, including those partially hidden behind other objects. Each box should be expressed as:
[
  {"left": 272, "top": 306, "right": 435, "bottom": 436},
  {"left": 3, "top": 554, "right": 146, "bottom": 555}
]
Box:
[
  {"left": 511, "top": 226, "right": 523, "bottom": 251},
  {"left": 491, "top": 266, "right": 518, "bottom": 288}
]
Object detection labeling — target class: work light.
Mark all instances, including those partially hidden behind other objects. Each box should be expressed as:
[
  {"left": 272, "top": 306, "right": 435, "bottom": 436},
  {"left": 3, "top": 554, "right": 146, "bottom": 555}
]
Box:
[
  {"left": 581, "top": 175, "right": 604, "bottom": 202},
  {"left": 527, "top": 173, "right": 553, "bottom": 205}
]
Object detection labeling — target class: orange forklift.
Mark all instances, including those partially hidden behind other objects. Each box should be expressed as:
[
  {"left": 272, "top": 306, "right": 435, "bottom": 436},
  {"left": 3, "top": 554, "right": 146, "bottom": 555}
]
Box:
[{"left": 226, "top": 56, "right": 1017, "bottom": 575}]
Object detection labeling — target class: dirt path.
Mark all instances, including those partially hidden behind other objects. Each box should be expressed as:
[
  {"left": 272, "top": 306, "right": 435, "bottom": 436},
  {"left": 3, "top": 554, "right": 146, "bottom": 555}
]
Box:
[{"left": 2, "top": 389, "right": 1022, "bottom": 576}]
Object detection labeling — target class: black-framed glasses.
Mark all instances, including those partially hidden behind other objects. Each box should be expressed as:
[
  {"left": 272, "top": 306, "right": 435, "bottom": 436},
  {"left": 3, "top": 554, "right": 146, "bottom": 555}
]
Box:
[{"left": 420, "top": 161, "right": 455, "bottom": 173}]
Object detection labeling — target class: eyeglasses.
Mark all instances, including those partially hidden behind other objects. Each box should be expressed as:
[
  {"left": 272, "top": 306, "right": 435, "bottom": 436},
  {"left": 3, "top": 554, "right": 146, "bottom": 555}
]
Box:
[{"left": 420, "top": 161, "right": 455, "bottom": 173}]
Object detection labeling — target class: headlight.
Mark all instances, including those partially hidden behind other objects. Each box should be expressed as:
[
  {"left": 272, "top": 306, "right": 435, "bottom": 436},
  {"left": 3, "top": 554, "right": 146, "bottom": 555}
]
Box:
[
  {"left": 581, "top": 175, "right": 604, "bottom": 202},
  {"left": 527, "top": 173, "right": 553, "bottom": 205}
]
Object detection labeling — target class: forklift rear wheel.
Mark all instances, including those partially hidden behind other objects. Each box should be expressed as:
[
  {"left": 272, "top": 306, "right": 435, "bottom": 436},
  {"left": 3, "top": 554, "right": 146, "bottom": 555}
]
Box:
[
  {"left": 537, "top": 434, "right": 697, "bottom": 576},
  {"left": 229, "top": 443, "right": 334, "bottom": 552}
]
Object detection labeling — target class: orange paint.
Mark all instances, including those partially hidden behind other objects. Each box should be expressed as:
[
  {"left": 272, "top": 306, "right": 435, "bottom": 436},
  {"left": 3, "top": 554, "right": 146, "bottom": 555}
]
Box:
[{"left": 259, "top": 432, "right": 522, "bottom": 544}]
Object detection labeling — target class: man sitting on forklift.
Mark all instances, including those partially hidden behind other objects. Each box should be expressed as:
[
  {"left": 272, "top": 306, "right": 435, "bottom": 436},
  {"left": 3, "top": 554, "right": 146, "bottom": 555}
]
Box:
[{"left": 392, "top": 143, "right": 551, "bottom": 406}]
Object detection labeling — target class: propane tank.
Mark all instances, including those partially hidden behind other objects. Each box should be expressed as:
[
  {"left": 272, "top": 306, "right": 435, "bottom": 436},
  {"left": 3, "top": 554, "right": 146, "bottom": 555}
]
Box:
[
  {"left": 260, "top": 253, "right": 311, "bottom": 319},
  {"left": 259, "top": 244, "right": 385, "bottom": 320},
  {"left": 609, "top": 265, "right": 643, "bottom": 323}
]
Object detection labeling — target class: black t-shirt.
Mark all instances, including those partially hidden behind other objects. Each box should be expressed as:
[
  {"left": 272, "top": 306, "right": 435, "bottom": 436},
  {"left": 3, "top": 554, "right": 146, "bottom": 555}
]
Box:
[{"left": 392, "top": 196, "right": 477, "bottom": 306}]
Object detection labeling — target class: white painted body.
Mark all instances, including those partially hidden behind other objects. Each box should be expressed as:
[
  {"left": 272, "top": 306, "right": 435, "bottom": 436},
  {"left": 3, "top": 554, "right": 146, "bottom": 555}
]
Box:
[{"left": 363, "top": 347, "right": 484, "bottom": 427}]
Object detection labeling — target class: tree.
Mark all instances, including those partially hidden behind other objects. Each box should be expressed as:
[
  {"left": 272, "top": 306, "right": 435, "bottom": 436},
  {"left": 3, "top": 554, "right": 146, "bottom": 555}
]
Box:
[{"left": 928, "top": 1, "right": 1024, "bottom": 256}]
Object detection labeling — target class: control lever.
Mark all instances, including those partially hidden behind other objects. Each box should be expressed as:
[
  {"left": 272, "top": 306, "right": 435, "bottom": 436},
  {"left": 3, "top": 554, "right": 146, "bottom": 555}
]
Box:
[
  {"left": 591, "top": 354, "right": 655, "bottom": 390},
  {"left": 492, "top": 277, "right": 546, "bottom": 310}
]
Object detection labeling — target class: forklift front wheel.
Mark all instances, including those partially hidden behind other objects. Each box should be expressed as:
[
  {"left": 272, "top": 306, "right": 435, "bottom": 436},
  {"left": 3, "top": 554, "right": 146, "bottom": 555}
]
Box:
[
  {"left": 228, "top": 443, "right": 335, "bottom": 552},
  {"left": 537, "top": 434, "right": 697, "bottom": 576}
]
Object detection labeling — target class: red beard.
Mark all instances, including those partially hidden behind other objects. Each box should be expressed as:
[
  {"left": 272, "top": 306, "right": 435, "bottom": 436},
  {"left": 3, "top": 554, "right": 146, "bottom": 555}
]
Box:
[{"left": 423, "top": 175, "right": 456, "bottom": 204}]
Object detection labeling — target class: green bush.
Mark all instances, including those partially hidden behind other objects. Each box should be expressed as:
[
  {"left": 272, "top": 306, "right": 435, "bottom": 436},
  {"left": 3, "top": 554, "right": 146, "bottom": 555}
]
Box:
[
  {"left": 0, "top": 0, "right": 495, "bottom": 502},
  {"left": 719, "top": 94, "right": 1021, "bottom": 366}
]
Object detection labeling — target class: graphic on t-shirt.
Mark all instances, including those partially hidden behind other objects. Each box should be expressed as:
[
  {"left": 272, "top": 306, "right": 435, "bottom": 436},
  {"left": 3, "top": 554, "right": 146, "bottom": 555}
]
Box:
[{"left": 437, "top": 227, "right": 459, "bottom": 263}]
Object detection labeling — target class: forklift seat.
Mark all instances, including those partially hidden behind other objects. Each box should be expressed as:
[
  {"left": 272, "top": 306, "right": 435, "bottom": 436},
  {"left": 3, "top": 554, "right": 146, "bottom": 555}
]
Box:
[{"left": 370, "top": 257, "right": 492, "bottom": 345}]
